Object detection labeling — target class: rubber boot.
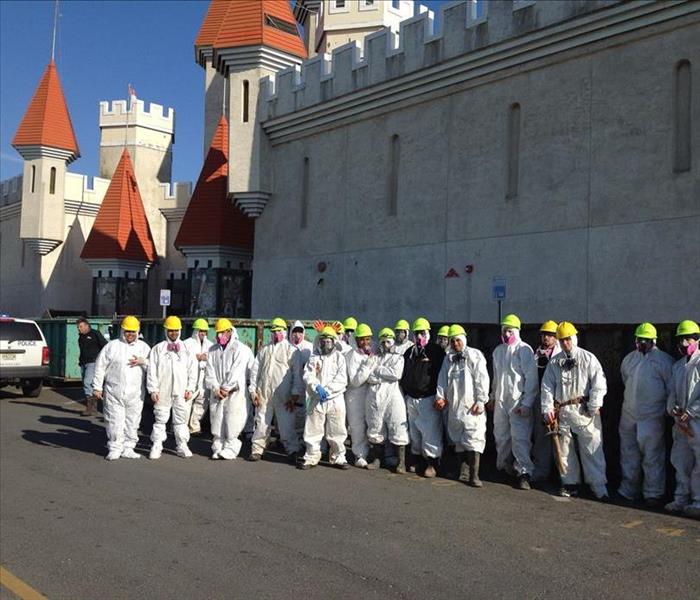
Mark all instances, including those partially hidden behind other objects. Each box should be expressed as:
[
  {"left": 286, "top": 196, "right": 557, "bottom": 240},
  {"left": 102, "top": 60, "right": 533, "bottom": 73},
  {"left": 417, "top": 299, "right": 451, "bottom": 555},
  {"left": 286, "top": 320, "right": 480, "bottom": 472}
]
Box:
[
  {"left": 458, "top": 452, "right": 470, "bottom": 482},
  {"left": 367, "top": 443, "right": 384, "bottom": 470},
  {"left": 423, "top": 457, "right": 437, "bottom": 478},
  {"left": 394, "top": 445, "right": 406, "bottom": 474},
  {"left": 81, "top": 396, "right": 96, "bottom": 417},
  {"left": 467, "top": 451, "right": 483, "bottom": 487}
]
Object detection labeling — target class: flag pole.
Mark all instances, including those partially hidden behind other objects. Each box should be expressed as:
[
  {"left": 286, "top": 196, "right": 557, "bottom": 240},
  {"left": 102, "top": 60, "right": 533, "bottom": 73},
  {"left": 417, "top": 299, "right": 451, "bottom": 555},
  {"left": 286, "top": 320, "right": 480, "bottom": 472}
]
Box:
[{"left": 51, "top": 0, "right": 59, "bottom": 61}]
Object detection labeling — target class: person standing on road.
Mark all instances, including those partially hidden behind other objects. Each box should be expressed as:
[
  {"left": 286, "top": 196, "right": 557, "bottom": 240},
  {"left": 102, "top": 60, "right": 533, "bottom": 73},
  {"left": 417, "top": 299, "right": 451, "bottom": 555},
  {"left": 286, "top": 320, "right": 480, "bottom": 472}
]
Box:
[
  {"left": 436, "top": 325, "right": 489, "bottom": 488},
  {"left": 146, "top": 316, "right": 197, "bottom": 460},
  {"left": 541, "top": 322, "right": 609, "bottom": 500},
  {"left": 665, "top": 320, "right": 700, "bottom": 518},
  {"left": 401, "top": 317, "right": 445, "bottom": 478},
  {"left": 532, "top": 321, "right": 560, "bottom": 482},
  {"left": 205, "top": 319, "right": 254, "bottom": 460},
  {"left": 490, "top": 314, "right": 539, "bottom": 490},
  {"left": 92, "top": 316, "right": 150, "bottom": 461},
  {"left": 77, "top": 318, "right": 107, "bottom": 416},
  {"left": 299, "top": 326, "right": 349, "bottom": 470},
  {"left": 344, "top": 323, "right": 375, "bottom": 468},
  {"left": 393, "top": 319, "right": 414, "bottom": 355},
  {"left": 618, "top": 322, "right": 673, "bottom": 507},
  {"left": 183, "top": 318, "right": 213, "bottom": 435}
]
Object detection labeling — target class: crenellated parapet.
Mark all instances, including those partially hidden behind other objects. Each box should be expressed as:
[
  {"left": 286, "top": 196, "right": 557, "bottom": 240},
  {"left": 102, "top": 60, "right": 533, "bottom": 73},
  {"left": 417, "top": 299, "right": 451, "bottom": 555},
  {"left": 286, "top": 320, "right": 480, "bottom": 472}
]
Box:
[{"left": 262, "top": 0, "right": 626, "bottom": 120}]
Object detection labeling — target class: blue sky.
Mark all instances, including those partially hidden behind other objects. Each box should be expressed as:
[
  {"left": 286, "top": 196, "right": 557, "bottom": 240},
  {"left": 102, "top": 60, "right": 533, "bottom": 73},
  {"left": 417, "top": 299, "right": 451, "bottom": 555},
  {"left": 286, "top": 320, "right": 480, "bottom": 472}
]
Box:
[{"left": 0, "top": 0, "right": 447, "bottom": 186}]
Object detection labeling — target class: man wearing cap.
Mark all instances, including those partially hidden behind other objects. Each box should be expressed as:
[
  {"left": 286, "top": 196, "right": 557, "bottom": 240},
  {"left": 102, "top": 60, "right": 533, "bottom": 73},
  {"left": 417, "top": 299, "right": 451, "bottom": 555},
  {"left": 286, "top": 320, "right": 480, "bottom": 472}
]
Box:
[
  {"left": 532, "top": 321, "right": 560, "bottom": 482},
  {"left": 436, "top": 324, "right": 489, "bottom": 487},
  {"left": 400, "top": 317, "right": 445, "bottom": 478},
  {"left": 205, "top": 318, "right": 254, "bottom": 460},
  {"left": 92, "top": 316, "right": 151, "bottom": 461},
  {"left": 665, "top": 320, "right": 700, "bottom": 517},
  {"left": 344, "top": 323, "right": 375, "bottom": 468},
  {"left": 183, "top": 318, "right": 213, "bottom": 435},
  {"left": 147, "top": 316, "right": 197, "bottom": 459},
  {"left": 491, "top": 314, "right": 539, "bottom": 490},
  {"left": 299, "top": 326, "right": 349, "bottom": 470},
  {"left": 249, "top": 318, "right": 302, "bottom": 463},
  {"left": 618, "top": 322, "right": 673, "bottom": 506},
  {"left": 541, "top": 322, "right": 609, "bottom": 499}
]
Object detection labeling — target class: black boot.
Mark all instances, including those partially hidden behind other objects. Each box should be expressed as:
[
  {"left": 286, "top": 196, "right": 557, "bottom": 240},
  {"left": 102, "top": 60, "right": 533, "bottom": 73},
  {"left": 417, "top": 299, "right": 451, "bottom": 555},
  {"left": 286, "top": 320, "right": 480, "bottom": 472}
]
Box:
[
  {"left": 81, "top": 396, "right": 96, "bottom": 417},
  {"left": 423, "top": 457, "right": 437, "bottom": 478},
  {"left": 367, "top": 443, "right": 384, "bottom": 470},
  {"left": 467, "top": 452, "right": 483, "bottom": 487},
  {"left": 394, "top": 445, "right": 406, "bottom": 474},
  {"left": 458, "top": 452, "right": 470, "bottom": 482}
]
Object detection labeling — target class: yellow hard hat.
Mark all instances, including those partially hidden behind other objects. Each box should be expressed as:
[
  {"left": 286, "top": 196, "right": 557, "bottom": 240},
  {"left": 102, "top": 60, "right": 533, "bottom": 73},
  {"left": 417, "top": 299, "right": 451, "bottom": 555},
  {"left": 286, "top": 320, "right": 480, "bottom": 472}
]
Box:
[
  {"left": 437, "top": 325, "right": 449, "bottom": 337},
  {"left": 163, "top": 315, "right": 182, "bottom": 330},
  {"left": 270, "top": 317, "right": 287, "bottom": 331},
  {"left": 501, "top": 314, "right": 521, "bottom": 329},
  {"left": 378, "top": 327, "right": 395, "bottom": 339},
  {"left": 412, "top": 317, "right": 431, "bottom": 332},
  {"left": 448, "top": 324, "right": 466, "bottom": 338},
  {"left": 540, "top": 320, "right": 558, "bottom": 335},
  {"left": 121, "top": 315, "right": 140, "bottom": 332},
  {"left": 394, "top": 319, "right": 410, "bottom": 331},
  {"left": 215, "top": 318, "right": 233, "bottom": 333},
  {"left": 343, "top": 317, "right": 358, "bottom": 331},
  {"left": 319, "top": 326, "right": 338, "bottom": 339},
  {"left": 355, "top": 323, "right": 373, "bottom": 338},
  {"left": 556, "top": 321, "right": 578, "bottom": 340}
]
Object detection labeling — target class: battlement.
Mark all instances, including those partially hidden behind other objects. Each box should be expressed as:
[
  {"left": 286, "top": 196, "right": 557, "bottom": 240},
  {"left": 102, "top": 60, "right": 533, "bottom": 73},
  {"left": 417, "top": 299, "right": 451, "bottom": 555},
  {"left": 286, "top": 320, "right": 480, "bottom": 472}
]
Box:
[
  {"left": 262, "top": 0, "right": 626, "bottom": 120},
  {"left": 99, "top": 99, "right": 175, "bottom": 134},
  {"left": 159, "top": 181, "right": 192, "bottom": 207}
]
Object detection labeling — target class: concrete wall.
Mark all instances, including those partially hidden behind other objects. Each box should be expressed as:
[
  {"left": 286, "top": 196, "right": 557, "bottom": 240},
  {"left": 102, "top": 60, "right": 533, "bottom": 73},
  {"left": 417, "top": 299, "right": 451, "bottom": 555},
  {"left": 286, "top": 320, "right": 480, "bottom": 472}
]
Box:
[{"left": 251, "top": 1, "right": 700, "bottom": 327}]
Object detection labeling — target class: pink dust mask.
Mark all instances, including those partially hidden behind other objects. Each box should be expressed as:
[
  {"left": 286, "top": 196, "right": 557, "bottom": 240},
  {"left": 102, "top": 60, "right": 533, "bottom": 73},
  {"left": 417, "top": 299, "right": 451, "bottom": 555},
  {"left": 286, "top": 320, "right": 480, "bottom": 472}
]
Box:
[
  {"left": 271, "top": 331, "right": 285, "bottom": 343},
  {"left": 415, "top": 332, "right": 429, "bottom": 348}
]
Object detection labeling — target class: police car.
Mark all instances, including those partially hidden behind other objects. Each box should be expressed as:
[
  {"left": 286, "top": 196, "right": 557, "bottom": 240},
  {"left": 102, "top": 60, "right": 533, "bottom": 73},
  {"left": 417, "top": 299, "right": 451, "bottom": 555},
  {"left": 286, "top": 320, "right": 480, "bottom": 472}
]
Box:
[{"left": 0, "top": 316, "right": 50, "bottom": 397}]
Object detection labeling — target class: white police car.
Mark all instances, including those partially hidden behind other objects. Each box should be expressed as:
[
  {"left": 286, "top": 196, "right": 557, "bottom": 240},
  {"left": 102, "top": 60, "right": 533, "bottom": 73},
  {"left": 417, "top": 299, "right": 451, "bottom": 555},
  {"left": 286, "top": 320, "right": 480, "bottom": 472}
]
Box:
[{"left": 0, "top": 316, "right": 49, "bottom": 397}]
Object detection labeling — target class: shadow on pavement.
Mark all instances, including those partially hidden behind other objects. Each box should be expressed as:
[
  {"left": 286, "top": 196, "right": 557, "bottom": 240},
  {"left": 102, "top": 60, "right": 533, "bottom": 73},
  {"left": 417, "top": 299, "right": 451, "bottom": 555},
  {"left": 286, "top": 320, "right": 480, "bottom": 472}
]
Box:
[
  {"left": 22, "top": 415, "right": 106, "bottom": 456},
  {"left": 10, "top": 400, "right": 85, "bottom": 415}
]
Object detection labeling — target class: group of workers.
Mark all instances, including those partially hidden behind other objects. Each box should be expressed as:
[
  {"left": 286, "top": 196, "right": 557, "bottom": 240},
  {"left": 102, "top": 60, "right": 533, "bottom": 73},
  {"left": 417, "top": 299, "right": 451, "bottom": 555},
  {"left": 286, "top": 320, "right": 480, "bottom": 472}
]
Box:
[{"left": 86, "top": 313, "right": 700, "bottom": 519}]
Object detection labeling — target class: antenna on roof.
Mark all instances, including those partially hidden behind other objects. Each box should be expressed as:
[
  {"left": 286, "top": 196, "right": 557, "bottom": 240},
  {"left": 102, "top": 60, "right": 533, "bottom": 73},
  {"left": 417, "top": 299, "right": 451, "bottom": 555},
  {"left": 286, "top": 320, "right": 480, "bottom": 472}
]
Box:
[{"left": 51, "top": 0, "right": 59, "bottom": 61}]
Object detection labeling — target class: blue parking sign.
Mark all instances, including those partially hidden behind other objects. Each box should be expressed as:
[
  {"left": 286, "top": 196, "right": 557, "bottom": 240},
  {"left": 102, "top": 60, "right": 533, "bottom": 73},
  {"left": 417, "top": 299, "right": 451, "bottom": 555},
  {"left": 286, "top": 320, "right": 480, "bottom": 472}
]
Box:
[{"left": 492, "top": 277, "right": 507, "bottom": 300}]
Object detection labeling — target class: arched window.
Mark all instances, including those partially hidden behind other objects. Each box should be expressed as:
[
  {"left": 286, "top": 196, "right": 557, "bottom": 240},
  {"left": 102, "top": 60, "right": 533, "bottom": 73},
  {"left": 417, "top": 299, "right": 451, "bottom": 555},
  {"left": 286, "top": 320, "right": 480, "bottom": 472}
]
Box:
[
  {"left": 506, "top": 103, "right": 521, "bottom": 199},
  {"left": 242, "top": 80, "right": 250, "bottom": 123},
  {"left": 301, "top": 157, "right": 310, "bottom": 229},
  {"left": 674, "top": 60, "right": 691, "bottom": 173},
  {"left": 49, "top": 167, "right": 56, "bottom": 195},
  {"left": 388, "top": 134, "right": 400, "bottom": 215},
  {"left": 31, "top": 165, "right": 36, "bottom": 193}
]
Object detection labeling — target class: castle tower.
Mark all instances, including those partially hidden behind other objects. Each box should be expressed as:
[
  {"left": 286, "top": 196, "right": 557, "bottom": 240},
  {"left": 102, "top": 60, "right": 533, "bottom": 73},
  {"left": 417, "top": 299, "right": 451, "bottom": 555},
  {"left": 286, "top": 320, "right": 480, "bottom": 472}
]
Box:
[
  {"left": 11, "top": 59, "right": 80, "bottom": 255},
  {"left": 195, "top": 0, "right": 307, "bottom": 218},
  {"left": 174, "top": 116, "right": 254, "bottom": 317},
  {"left": 80, "top": 149, "right": 157, "bottom": 315}
]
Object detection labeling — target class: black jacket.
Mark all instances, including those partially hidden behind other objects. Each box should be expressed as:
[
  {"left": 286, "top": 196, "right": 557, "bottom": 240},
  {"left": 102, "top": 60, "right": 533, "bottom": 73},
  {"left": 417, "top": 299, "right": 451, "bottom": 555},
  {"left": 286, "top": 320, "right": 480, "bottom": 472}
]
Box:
[
  {"left": 400, "top": 343, "right": 445, "bottom": 398},
  {"left": 78, "top": 329, "right": 107, "bottom": 365}
]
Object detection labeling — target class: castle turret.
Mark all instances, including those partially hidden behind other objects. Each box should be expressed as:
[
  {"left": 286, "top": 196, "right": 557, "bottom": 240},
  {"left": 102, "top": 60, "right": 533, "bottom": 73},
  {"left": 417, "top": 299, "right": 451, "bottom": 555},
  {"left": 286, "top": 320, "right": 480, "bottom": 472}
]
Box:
[{"left": 11, "top": 59, "right": 80, "bottom": 255}]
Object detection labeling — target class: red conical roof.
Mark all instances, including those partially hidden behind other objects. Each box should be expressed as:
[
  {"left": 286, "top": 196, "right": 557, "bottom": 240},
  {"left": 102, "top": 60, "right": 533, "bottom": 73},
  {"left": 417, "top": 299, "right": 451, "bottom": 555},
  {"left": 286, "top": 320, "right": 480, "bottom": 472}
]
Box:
[
  {"left": 175, "top": 116, "right": 254, "bottom": 250},
  {"left": 81, "top": 149, "right": 156, "bottom": 263},
  {"left": 12, "top": 60, "right": 80, "bottom": 158},
  {"left": 196, "top": 0, "right": 306, "bottom": 59}
]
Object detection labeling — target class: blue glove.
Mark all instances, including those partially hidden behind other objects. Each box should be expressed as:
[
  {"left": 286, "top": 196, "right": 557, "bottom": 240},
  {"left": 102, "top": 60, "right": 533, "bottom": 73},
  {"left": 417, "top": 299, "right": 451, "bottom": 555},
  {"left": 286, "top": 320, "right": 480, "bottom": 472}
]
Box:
[{"left": 315, "top": 384, "right": 328, "bottom": 402}]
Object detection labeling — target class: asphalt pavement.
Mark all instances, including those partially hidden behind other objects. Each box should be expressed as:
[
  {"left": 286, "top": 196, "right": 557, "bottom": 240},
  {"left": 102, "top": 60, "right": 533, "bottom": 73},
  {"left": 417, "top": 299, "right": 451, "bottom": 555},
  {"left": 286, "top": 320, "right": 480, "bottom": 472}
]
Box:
[{"left": 1, "top": 387, "right": 698, "bottom": 599}]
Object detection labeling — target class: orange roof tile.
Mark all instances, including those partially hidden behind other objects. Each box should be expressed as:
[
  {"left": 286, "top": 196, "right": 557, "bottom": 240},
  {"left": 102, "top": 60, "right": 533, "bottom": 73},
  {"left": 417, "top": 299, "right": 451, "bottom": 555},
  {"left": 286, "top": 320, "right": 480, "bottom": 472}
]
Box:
[
  {"left": 81, "top": 149, "right": 157, "bottom": 263},
  {"left": 174, "top": 116, "right": 254, "bottom": 251},
  {"left": 12, "top": 60, "right": 80, "bottom": 157},
  {"left": 196, "top": 0, "right": 306, "bottom": 60}
]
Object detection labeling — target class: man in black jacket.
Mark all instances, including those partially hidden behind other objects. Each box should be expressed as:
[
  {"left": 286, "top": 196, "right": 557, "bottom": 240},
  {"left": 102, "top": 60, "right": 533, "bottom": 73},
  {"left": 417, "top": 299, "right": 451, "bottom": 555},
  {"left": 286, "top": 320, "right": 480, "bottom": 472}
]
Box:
[
  {"left": 77, "top": 318, "right": 107, "bottom": 416},
  {"left": 400, "top": 317, "right": 446, "bottom": 478}
]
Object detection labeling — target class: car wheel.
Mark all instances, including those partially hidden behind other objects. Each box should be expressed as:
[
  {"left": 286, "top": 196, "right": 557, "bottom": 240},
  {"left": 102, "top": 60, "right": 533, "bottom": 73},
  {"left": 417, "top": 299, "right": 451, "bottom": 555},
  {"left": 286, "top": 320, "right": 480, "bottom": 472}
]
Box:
[{"left": 22, "top": 379, "right": 43, "bottom": 398}]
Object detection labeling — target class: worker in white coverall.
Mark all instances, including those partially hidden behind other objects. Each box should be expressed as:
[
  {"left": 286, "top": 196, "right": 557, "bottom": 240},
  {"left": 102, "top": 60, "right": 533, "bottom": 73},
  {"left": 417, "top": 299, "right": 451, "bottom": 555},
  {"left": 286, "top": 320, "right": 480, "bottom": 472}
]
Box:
[
  {"left": 92, "top": 315, "right": 150, "bottom": 461},
  {"left": 618, "top": 322, "right": 673, "bottom": 506},
  {"left": 344, "top": 323, "right": 375, "bottom": 468},
  {"left": 146, "top": 316, "right": 197, "bottom": 460},
  {"left": 436, "top": 324, "right": 489, "bottom": 488},
  {"left": 289, "top": 320, "right": 314, "bottom": 442},
  {"left": 205, "top": 318, "right": 254, "bottom": 460},
  {"left": 532, "top": 321, "right": 561, "bottom": 482},
  {"left": 393, "top": 319, "right": 414, "bottom": 355},
  {"left": 249, "top": 317, "right": 302, "bottom": 463},
  {"left": 299, "top": 326, "right": 349, "bottom": 470},
  {"left": 366, "top": 327, "right": 409, "bottom": 474},
  {"left": 542, "top": 322, "right": 609, "bottom": 499},
  {"left": 490, "top": 314, "right": 539, "bottom": 490},
  {"left": 183, "top": 318, "right": 213, "bottom": 434},
  {"left": 665, "top": 320, "right": 700, "bottom": 518}
]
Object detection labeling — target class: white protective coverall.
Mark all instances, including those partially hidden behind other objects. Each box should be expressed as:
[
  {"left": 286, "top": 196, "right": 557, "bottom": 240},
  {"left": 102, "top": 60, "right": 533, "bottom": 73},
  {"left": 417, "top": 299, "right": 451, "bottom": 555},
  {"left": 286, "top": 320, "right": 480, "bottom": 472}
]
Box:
[
  {"left": 666, "top": 349, "right": 700, "bottom": 510},
  {"left": 618, "top": 346, "right": 673, "bottom": 500},
  {"left": 393, "top": 338, "right": 414, "bottom": 356},
  {"left": 290, "top": 321, "right": 314, "bottom": 440},
  {"left": 249, "top": 336, "right": 301, "bottom": 456},
  {"left": 205, "top": 331, "right": 254, "bottom": 459},
  {"left": 183, "top": 331, "right": 213, "bottom": 433},
  {"left": 541, "top": 345, "right": 608, "bottom": 496},
  {"left": 366, "top": 351, "right": 409, "bottom": 446},
  {"left": 92, "top": 335, "right": 150, "bottom": 456},
  {"left": 302, "top": 348, "right": 348, "bottom": 466},
  {"left": 147, "top": 336, "right": 197, "bottom": 452},
  {"left": 344, "top": 347, "right": 375, "bottom": 462},
  {"left": 437, "top": 347, "right": 489, "bottom": 453},
  {"left": 491, "top": 332, "right": 539, "bottom": 475}
]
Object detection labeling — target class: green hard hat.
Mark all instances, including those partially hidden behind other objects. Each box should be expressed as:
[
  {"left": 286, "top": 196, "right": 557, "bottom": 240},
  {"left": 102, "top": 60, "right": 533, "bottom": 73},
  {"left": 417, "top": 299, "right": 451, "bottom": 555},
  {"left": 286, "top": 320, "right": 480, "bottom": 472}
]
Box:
[
  {"left": 355, "top": 323, "right": 373, "bottom": 338},
  {"left": 501, "top": 314, "right": 521, "bottom": 329},
  {"left": 448, "top": 324, "right": 466, "bottom": 338},
  {"left": 437, "top": 325, "right": 449, "bottom": 337},
  {"left": 192, "top": 318, "right": 209, "bottom": 331},
  {"left": 676, "top": 320, "right": 700, "bottom": 337},
  {"left": 634, "top": 322, "right": 657, "bottom": 340},
  {"left": 394, "top": 319, "right": 410, "bottom": 331},
  {"left": 379, "top": 327, "right": 395, "bottom": 339},
  {"left": 412, "top": 317, "right": 431, "bottom": 332},
  {"left": 343, "top": 317, "right": 358, "bottom": 331}
]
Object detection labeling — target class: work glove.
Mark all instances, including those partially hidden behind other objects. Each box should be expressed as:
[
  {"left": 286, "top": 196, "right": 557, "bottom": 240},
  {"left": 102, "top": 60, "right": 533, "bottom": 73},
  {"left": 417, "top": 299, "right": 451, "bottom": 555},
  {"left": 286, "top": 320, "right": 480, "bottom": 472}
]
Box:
[{"left": 316, "top": 385, "right": 329, "bottom": 402}]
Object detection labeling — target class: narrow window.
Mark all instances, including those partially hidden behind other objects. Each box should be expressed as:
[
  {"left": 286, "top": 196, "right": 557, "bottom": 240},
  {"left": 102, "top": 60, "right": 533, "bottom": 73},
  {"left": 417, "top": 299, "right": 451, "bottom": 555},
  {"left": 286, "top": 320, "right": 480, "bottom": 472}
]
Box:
[
  {"left": 336, "top": 1, "right": 346, "bottom": 8},
  {"left": 388, "top": 134, "right": 400, "bottom": 216},
  {"left": 506, "top": 103, "right": 521, "bottom": 199},
  {"left": 242, "top": 80, "right": 250, "bottom": 123},
  {"left": 674, "top": 60, "right": 691, "bottom": 173},
  {"left": 49, "top": 167, "right": 57, "bottom": 195},
  {"left": 392, "top": 0, "right": 400, "bottom": 8},
  {"left": 301, "top": 157, "right": 310, "bottom": 229},
  {"left": 31, "top": 165, "right": 36, "bottom": 193}
]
